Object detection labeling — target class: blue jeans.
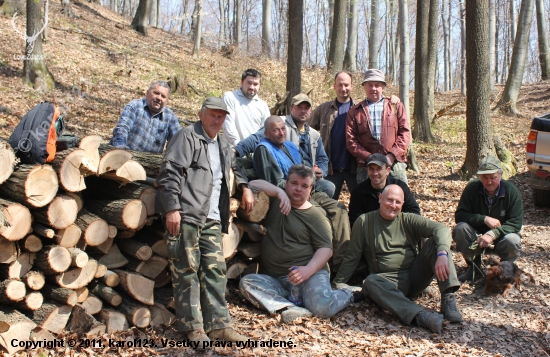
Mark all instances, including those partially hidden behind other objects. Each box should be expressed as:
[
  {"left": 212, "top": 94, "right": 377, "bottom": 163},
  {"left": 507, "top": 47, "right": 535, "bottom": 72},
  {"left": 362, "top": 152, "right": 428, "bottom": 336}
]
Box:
[
  {"left": 314, "top": 179, "right": 336, "bottom": 199},
  {"left": 239, "top": 270, "right": 352, "bottom": 318}
]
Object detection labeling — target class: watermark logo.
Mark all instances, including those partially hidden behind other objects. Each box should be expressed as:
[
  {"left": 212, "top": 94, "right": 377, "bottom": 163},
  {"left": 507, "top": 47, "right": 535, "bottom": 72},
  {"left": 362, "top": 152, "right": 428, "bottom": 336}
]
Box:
[{"left": 11, "top": 0, "right": 49, "bottom": 60}]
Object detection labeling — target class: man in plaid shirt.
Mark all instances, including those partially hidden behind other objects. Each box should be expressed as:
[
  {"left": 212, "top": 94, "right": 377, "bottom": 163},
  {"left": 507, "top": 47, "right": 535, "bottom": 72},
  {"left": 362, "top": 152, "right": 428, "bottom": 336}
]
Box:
[
  {"left": 346, "top": 69, "right": 410, "bottom": 184},
  {"left": 110, "top": 81, "right": 182, "bottom": 153}
]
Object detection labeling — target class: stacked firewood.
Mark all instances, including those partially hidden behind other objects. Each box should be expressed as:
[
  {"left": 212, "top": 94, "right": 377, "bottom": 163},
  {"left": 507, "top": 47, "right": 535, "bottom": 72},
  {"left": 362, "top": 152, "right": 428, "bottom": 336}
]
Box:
[{"left": 0, "top": 137, "right": 269, "bottom": 355}]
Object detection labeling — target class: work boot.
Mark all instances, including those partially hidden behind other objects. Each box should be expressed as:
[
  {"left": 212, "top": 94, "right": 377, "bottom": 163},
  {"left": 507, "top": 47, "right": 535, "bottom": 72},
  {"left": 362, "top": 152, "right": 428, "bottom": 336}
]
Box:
[
  {"left": 208, "top": 327, "right": 248, "bottom": 342},
  {"left": 281, "top": 306, "right": 312, "bottom": 324},
  {"left": 458, "top": 256, "right": 482, "bottom": 283},
  {"left": 351, "top": 290, "right": 366, "bottom": 303},
  {"left": 415, "top": 311, "right": 444, "bottom": 334},
  {"left": 440, "top": 292, "right": 463, "bottom": 322},
  {"left": 187, "top": 329, "right": 210, "bottom": 350}
]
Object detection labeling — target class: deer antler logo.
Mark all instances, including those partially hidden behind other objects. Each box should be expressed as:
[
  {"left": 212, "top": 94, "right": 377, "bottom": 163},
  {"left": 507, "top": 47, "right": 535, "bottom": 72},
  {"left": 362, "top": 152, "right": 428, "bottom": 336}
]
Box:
[{"left": 11, "top": 0, "right": 49, "bottom": 56}]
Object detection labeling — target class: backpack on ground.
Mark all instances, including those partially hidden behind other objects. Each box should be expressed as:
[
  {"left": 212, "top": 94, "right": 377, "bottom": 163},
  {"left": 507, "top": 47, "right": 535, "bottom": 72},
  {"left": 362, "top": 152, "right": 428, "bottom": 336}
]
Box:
[{"left": 8, "top": 102, "right": 62, "bottom": 164}]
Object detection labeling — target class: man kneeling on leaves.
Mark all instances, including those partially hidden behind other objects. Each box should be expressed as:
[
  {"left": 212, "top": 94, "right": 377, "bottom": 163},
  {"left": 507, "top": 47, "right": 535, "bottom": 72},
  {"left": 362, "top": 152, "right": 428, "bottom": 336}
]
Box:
[
  {"left": 333, "top": 185, "right": 462, "bottom": 334},
  {"left": 239, "top": 165, "right": 354, "bottom": 323}
]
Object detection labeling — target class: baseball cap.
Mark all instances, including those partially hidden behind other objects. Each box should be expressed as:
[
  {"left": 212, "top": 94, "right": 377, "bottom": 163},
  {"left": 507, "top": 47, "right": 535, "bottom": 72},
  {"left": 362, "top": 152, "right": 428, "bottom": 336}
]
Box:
[
  {"left": 202, "top": 97, "right": 230, "bottom": 114},
  {"left": 291, "top": 93, "right": 313, "bottom": 107},
  {"left": 477, "top": 156, "right": 502, "bottom": 175},
  {"left": 361, "top": 69, "right": 386, "bottom": 86},
  {"left": 366, "top": 153, "right": 389, "bottom": 167}
]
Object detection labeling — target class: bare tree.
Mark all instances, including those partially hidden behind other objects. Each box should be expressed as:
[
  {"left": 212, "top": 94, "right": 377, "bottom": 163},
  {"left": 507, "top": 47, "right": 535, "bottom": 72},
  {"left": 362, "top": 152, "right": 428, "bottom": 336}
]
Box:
[
  {"left": 461, "top": 0, "right": 494, "bottom": 179},
  {"left": 441, "top": 0, "right": 450, "bottom": 91},
  {"left": 235, "top": 0, "right": 242, "bottom": 46},
  {"left": 261, "top": 0, "right": 272, "bottom": 56},
  {"left": 426, "top": 0, "right": 440, "bottom": 114},
  {"left": 489, "top": 0, "right": 496, "bottom": 91},
  {"left": 368, "top": 0, "right": 380, "bottom": 69},
  {"left": 413, "top": 0, "right": 435, "bottom": 142},
  {"left": 327, "top": 0, "right": 346, "bottom": 73},
  {"left": 219, "top": 0, "right": 226, "bottom": 45},
  {"left": 21, "top": 0, "right": 54, "bottom": 92},
  {"left": 344, "top": 0, "right": 358, "bottom": 72},
  {"left": 509, "top": 0, "right": 517, "bottom": 42},
  {"left": 155, "top": 0, "right": 160, "bottom": 27},
  {"left": 285, "top": 0, "right": 303, "bottom": 113},
  {"left": 192, "top": 0, "right": 203, "bottom": 59},
  {"left": 535, "top": 0, "right": 550, "bottom": 79},
  {"left": 131, "top": 0, "right": 151, "bottom": 36},
  {"left": 496, "top": 0, "right": 535, "bottom": 115},
  {"left": 460, "top": 0, "right": 466, "bottom": 95}
]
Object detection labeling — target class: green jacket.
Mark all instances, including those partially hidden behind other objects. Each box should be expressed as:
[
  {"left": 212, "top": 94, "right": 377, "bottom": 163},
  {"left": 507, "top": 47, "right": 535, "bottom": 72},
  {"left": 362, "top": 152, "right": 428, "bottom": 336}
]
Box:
[{"left": 455, "top": 179, "right": 523, "bottom": 239}]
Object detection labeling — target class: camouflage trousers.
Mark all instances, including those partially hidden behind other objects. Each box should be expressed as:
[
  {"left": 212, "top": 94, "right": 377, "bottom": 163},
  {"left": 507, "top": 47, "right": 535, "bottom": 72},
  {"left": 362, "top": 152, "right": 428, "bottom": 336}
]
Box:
[
  {"left": 166, "top": 220, "right": 231, "bottom": 333},
  {"left": 311, "top": 191, "right": 351, "bottom": 267},
  {"left": 356, "top": 161, "right": 408, "bottom": 184},
  {"left": 239, "top": 270, "right": 352, "bottom": 319}
]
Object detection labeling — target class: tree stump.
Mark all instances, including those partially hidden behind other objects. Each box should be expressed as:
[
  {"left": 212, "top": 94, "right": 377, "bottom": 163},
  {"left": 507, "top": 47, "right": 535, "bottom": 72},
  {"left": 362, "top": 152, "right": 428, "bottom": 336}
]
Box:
[
  {"left": 100, "top": 160, "right": 146, "bottom": 183},
  {"left": 0, "top": 164, "right": 58, "bottom": 208},
  {"left": 64, "top": 191, "right": 83, "bottom": 212}
]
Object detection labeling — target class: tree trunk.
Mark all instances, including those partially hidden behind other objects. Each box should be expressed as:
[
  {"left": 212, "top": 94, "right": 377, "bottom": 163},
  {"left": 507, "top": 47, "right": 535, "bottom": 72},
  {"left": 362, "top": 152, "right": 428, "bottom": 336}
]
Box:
[
  {"left": 94, "top": 244, "right": 128, "bottom": 269},
  {"left": 112, "top": 269, "right": 154, "bottom": 305},
  {"left": 32, "top": 194, "right": 78, "bottom": 230},
  {"left": 0, "top": 252, "right": 35, "bottom": 280},
  {"left": 460, "top": 0, "right": 495, "bottom": 180},
  {"left": 12, "top": 292, "right": 43, "bottom": 310},
  {"left": 55, "top": 224, "right": 82, "bottom": 247},
  {"left": 192, "top": 0, "right": 203, "bottom": 59},
  {"left": 84, "top": 178, "right": 157, "bottom": 216},
  {"left": 368, "top": 0, "right": 380, "bottom": 69},
  {"left": 99, "top": 270, "right": 120, "bottom": 287},
  {"left": 20, "top": 234, "right": 43, "bottom": 253},
  {"left": 81, "top": 294, "right": 103, "bottom": 315},
  {"left": 32, "top": 223, "right": 55, "bottom": 239},
  {"left": 0, "top": 278, "right": 26, "bottom": 303},
  {"left": 0, "top": 238, "right": 18, "bottom": 264},
  {"left": 496, "top": 0, "right": 535, "bottom": 115},
  {"left": 0, "top": 198, "right": 32, "bottom": 241},
  {"left": 126, "top": 255, "right": 168, "bottom": 279},
  {"left": 78, "top": 135, "right": 102, "bottom": 170},
  {"left": 125, "top": 149, "right": 163, "bottom": 177},
  {"left": 75, "top": 209, "right": 109, "bottom": 247},
  {"left": 236, "top": 190, "right": 269, "bottom": 222},
  {"left": 0, "top": 308, "right": 36, "bottom": 354},
  {"left": 100, "top": 160, "right": 146, "bottom": 184},
  {"left": 22, "top": 270, "right": 45, "bottom": 291},
  {"left": 75, "top": 287, "right": 88, "bottom": 303},
  {"left": 52, "top": 258, "right": 98, "bottom": 289},
  {"left": 85, "top": 199, "right": 147, "bottom": 231},
  {"left": 235, "top": 0, "right": 242, "bottom": 46},
  {"left": 489, "top": 0, "right": 496, "bottom": 91},
  {"left": 67, "top": 247, "right": 88, "bottom": 268},
  {"left": 222, "top": 222, "right": 242, "bottom": 260},
  {"left": 23, "top": 0, "right": 54, "bottom": 92},
  {"left": 41, "top": 285, "right": 77, "bottom": 306},
  {"left": 88, "top": 282, "right": 122, "bottom": 307},
  {"left": 27, "top": 301, "right": 72, "bottom": 333},
  {"left": 149, "top": 302, "right": 175, "bottom": 327},
  {"left": 118, "top": 239, "right": 153, "bottom": 261},
  {"left": 219, "top": 0, "right": 226, "bottom": 46},
  {"left": 116, "top": 292, "right": 151, "bottom": 328},
  {"left": 34, "top": 245, "right": 71, "bottom": 275},
  {"left": 510, "top": 0, "right": 517, "bottom": 42},
  {"left": 0, "top": 140, "right": 16, "bottom": 185},
  {"left": 261, "top": 0, "right": 272, "bottom": 56},
  {"left": 0, "top": 164, "right": 58, "bottom": 208},
  {"left": 343, "top": 0, "right": 358, "bottom": 72},
  {"left": 97, "top": 308, "right": 128, "bottom": 333},
  {"left": 426, "top": 0, "right": 440, "bottom": 114},
  {"left": 327, "top": 0, "right": 346, "bottom": 73},
  {"left": 97, "top": 145, "right": 132, "bottom": 174},
  {"left": 66, "top": 304, "right": 105, "bottom": 336},
  {"left": 94, "top": 263, "right": 107, "bottom": 279},
  {"left": 460, "top": 0, "right": 466, "bottom": 95},
  {"left": 285, "top": 0, "right": 303, "bottom": 113},
  {"left": 535, "top": 0, "right": 550, "bottom": 80},
  {"left": 413, "top": 0, "right": 435, "bottom": 142},
  {"left": 441, "top": 0, "right": 449, "bottom": 91},
  {"left": 131, "top": 0, "right": 150, "bottom": 35},
  {"left": 226, "top": 261, "right": 247, "bottom": 279},
  {"left": 51, "top": 148, "right": 96, "bottom": 192}
]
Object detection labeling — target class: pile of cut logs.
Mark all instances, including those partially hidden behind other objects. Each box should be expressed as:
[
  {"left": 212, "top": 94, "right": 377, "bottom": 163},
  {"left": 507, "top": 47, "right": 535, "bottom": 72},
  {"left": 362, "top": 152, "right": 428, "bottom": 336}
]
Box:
[{"left": 0, "top": 137, "right": 269, "bottom": 355}]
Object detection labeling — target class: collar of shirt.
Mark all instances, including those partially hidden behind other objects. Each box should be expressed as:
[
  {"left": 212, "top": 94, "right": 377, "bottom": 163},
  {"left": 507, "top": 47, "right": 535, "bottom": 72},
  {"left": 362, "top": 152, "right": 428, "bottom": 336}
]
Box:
[
  {"left": 142, "top": 98, "right": 166, "bottom": 119},
  {"left": 366, "top": 96, "right": 385, "bottom": 105},
  {"left": 201, "top": 125, "right": 218, "bottom": 142}
]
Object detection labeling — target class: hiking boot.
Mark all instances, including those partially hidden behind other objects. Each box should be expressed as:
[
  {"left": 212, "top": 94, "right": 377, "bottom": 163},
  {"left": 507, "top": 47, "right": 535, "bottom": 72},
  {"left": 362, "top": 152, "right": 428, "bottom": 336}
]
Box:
[
  {"left": 458, "top": 256, "right": 482, "bottom": 283},
  {"left": 281, "top": 306, "right": 313, "bottom": 324},
  {"left": 187, "top": 329, "right": 210, "bottom": 349},
  {"left": 208, "top": 327, "right": 248, "bottom": 342},
  {"left": 440, "top": 293, "right": 463, "bottom": 322},
  {"left": 351, "top": 290, "right": 366, "bottom": 303},
  {"left": 415, "top": 311, "right": 444, "bottom": 334}
]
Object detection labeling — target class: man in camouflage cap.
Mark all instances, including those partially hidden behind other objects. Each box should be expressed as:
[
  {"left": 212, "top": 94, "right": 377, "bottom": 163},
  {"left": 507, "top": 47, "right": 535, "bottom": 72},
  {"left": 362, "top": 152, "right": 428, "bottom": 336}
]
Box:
[
  {"left": 156, "top": 97, "right": 254, "bottom": 347},
  {"left": 239, "top": 165, "right": 354, "bottom": 323}
]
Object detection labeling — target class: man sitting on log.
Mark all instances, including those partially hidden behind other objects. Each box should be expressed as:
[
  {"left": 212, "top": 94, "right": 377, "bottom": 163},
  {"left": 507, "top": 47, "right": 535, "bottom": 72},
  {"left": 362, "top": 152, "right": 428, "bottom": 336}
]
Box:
[
  {"left": 251, "top": 116, "right": 351, "bottom": 272},
  {"left": 234, "top": 93, "right": 334, "bottom": 197},
  {"left": 110, "top": 80, "right": 182, "bottom": 153},
  {"left": 349, "top": 153, "right": 420, "bottom": 227},
  {"left": 156, "top": 97, "right": 254, "bottom": 347},
  {"left": 333, "top": 185, "right": 462, "bottom": 334},
  {"left": 240, "top": 165, "right": 354, "bottom": 323}
]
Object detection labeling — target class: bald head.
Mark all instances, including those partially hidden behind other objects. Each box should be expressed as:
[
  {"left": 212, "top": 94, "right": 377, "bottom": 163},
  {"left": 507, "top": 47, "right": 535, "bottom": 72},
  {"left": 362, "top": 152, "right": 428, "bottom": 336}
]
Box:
[
  {"left": 378, "top": 184, "right": 404, "bottom": 220},
  {"left": 264, "top": 115, "right": 286, "bottom": 147},
  {"left": 334, "top": 71, "right": 353, "bottom": 103}
]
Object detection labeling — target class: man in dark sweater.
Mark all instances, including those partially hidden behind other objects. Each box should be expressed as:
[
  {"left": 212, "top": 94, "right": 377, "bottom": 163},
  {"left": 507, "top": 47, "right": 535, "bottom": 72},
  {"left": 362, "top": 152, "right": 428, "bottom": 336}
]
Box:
[
  {"left": 453, "top": 156, "right": 523, "bottom": 282},
  {"left": 349, "top": 153, "right": 420, "bottom": 227}
]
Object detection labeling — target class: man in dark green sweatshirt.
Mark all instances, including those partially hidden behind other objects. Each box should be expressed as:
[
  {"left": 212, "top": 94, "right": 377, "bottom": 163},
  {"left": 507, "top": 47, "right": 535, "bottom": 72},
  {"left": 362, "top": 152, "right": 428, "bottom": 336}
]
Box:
[
  {"left": 453, "top": 156, "right": 523, "bottom": 282},
  {"left": 334, "top": 185, "right": 462, "bottom": 334}
]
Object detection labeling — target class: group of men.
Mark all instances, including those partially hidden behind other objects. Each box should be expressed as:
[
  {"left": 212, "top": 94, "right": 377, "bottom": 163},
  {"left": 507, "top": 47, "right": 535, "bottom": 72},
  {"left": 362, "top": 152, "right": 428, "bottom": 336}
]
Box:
[{"left": 109, "top": 69, "right": 524, "bottom": 346}]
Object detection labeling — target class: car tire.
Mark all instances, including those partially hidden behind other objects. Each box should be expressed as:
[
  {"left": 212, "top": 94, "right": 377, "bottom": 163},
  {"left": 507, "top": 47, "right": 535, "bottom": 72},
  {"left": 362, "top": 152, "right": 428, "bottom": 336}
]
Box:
[{"left": 532, "top": 188, "right": 550, "bottom": 208}]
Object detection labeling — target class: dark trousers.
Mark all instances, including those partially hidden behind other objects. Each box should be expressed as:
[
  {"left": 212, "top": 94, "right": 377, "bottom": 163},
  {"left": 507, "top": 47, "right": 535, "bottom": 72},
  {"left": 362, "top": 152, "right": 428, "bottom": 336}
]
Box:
[{"left": 325, "top": 169, "right": 357, "bottom": 200}]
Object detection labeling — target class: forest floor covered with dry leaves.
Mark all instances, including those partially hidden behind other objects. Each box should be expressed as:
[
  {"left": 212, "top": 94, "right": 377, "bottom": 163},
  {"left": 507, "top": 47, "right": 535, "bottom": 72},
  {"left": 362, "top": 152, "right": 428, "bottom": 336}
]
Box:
[{"left": 1, "top": 2, "right": 550, "bottom": 356}]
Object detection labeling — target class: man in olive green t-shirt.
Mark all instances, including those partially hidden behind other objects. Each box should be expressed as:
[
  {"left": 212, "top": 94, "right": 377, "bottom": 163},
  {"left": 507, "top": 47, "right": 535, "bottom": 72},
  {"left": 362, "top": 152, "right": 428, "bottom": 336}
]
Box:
[
  {"left": 334, "top": 185, "right": 462, "bottom": 334},
  {"left": 239, "top": 165, "right": 353, "bottom": 324}
]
